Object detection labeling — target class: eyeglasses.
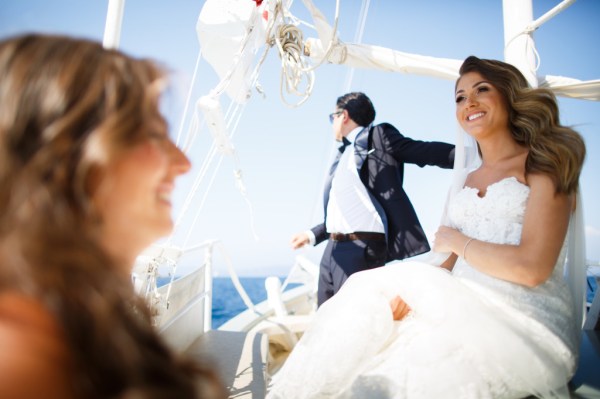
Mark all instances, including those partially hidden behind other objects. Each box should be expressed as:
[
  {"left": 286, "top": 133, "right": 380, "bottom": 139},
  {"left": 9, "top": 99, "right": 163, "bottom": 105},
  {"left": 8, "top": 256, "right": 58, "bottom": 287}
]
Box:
[{"left": 329, "top": 111, "right": 343, "bottom": 123}]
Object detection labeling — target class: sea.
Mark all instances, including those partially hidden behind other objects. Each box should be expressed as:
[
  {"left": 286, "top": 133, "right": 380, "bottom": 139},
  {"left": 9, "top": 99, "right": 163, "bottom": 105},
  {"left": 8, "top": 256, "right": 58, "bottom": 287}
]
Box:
[
  {"left": 211, "top": 277, "right": 274, "bottom": 329},
  {"left": 156, "top": 276, "right": 279, "bottom": 329}
]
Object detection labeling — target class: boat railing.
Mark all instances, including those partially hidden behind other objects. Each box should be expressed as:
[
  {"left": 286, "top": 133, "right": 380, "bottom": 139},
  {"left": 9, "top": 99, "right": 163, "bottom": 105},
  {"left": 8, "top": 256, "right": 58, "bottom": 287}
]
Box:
[
  {"left": 131, "top": 239, "right": 271, "bottom": 345},
  {"left": 131, "top": 240, "right": 215, "bottom": 350}
]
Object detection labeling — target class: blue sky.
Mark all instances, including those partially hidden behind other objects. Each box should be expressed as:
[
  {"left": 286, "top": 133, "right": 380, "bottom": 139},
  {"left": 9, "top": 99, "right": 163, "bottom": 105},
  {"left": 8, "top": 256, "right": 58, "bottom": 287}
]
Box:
[{"left": 1, "top": 0, "right": 599, "bottom": 276}]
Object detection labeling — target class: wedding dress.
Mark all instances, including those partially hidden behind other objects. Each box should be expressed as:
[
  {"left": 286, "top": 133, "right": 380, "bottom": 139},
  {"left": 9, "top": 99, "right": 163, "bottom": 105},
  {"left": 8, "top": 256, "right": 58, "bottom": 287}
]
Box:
[{"left": 267, "top": 176, "right": 579, "bottom": 399}]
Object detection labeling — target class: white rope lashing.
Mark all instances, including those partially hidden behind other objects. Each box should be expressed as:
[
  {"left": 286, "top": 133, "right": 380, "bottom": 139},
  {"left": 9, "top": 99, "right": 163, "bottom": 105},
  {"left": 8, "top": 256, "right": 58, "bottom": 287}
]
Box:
[
  {"left": 504, "top": 0, "right": 575, "bottom": 80},
  {"left": 274, "top": 23, "right": 315, "bottom": 106}
]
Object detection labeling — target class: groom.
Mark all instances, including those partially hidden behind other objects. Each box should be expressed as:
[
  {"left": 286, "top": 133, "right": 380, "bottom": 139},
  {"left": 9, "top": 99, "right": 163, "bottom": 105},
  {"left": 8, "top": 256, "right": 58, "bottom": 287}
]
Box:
[{"left": 290, "top": 92, "right": 455, "bottom": 305}]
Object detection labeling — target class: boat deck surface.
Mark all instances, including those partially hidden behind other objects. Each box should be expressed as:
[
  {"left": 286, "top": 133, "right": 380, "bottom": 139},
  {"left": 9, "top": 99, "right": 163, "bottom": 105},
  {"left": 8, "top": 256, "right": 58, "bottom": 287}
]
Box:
[{"left": 187, "top": 330, "right": 268, "bottom": 398}]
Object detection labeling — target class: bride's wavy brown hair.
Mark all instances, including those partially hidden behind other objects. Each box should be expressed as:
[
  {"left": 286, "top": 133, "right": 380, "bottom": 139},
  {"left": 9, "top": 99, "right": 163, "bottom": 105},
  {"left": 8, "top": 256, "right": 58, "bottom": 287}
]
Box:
[
  {"left": 0, "top": 34, "right": 226, "bottom": 398},
  {"left": 457, "top": 56, "right": 586, "bottom": 195}
]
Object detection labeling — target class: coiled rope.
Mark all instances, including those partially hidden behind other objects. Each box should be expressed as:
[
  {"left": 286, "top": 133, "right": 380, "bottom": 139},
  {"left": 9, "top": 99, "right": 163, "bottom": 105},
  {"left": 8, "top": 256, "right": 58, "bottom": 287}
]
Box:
[{"left": 274, "top": 22, "right": 314, "bottom": 106}]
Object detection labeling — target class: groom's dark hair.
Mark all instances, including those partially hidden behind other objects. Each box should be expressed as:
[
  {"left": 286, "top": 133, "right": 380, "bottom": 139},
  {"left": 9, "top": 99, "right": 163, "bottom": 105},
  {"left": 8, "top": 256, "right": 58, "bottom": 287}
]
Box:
[{"left": 336, "top": 92, "right": 376, "bottom": 127}]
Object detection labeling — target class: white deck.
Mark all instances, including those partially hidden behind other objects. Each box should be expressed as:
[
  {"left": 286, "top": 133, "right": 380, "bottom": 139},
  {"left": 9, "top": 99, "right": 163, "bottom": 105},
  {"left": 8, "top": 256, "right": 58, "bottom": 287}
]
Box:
[{"left": 187, "top": 330, "right": 268, "bottom": 399}]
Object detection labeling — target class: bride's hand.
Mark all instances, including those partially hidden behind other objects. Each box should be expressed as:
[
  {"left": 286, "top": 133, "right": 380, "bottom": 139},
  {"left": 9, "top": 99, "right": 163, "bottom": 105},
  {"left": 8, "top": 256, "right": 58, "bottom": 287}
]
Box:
[
  {"left": 390, "top": 295, "right": 411, "bottom": 321},
  {"left": 433, "top": 225, "right": 461, "bottom": 254}
]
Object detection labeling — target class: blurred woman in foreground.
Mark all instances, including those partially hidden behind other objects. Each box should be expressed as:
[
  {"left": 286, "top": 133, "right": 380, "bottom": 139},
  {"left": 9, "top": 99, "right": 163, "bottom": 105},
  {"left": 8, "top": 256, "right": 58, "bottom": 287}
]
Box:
[{"left": 0, "top": 34, "right": 227, "bottom": 399}]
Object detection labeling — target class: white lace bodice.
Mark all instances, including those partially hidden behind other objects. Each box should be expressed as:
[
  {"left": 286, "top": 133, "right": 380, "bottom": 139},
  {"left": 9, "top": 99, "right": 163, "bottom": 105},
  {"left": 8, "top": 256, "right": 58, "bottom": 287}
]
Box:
[
  {"left": 447, "top": 177, "right": 577, "bottom": 354},
  {"left": 448, "top": 177, "right": 530, "bottom": 247}
]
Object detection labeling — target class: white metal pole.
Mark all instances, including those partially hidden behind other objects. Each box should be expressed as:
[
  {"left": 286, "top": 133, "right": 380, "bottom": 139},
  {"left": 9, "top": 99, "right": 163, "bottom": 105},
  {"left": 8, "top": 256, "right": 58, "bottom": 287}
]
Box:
[
  {"left": 103, "top": 0, "right": 126, "bottom": 49},
  {"left": 204, "top": 244, "right": 213, "bottom": 332},
  {"left": 502, "top": 0, "right": 537, "bottom": 87},
  {"left": 528, "top": 0, "right": 576, "bottom": 32}
]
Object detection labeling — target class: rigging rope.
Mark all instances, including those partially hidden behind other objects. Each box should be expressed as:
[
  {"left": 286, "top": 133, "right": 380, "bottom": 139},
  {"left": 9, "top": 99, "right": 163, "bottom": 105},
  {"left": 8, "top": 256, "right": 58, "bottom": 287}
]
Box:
[
  {"left": 502, "top": 0, "right": 575, "bottom": 83},
  {"left": 176, "top": 50, "right": 203, "bottom": 148},
  {"left": 259, "top": 0, "right": 343, "bottom": 107},
  {"left": 161, "top": 0, "right": 355, "bottom": 286},
  {"left": 342, "top": 0, "right": 370, "bottom": 93},
  {"left": 169, "top": 0, "right": 270, "bottom": 247},
  {"left": 503, "top": 31, "right": 541, "bottom": 77},
  {"left": 274, "top": 23, "right": 314, "bottom": 106}
]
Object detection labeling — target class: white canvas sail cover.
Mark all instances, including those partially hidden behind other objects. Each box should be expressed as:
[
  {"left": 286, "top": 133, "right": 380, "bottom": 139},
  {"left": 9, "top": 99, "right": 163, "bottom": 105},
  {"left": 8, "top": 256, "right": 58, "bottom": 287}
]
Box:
[
  {"left": 305, "top": 38, "right": 462, "bottom": 81},
  {"left": 540, "top": 75, "right": 600, "bottom": 102},
  {"left": 196, "top": 0, "right": 269, "bottom": 104},
  {"left": 302, "top": 0, "right": 461, "bottom": 81},
  {"left": 301, "top": 0, "right": 600, "bottom": 100}
]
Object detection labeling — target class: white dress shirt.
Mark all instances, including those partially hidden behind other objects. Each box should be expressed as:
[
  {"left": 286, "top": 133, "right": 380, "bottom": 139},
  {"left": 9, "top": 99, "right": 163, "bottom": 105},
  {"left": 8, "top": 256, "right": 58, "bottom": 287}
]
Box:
[{"left": 307, "top": 126, "right": 385, "bottom": 245}]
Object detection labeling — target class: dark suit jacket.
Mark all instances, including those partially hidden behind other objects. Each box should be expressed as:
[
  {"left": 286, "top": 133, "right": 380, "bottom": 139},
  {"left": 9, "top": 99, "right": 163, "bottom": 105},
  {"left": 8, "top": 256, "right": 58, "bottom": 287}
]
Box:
[{"left": 311, "top": 123, "right": 455, "bottom": 261}]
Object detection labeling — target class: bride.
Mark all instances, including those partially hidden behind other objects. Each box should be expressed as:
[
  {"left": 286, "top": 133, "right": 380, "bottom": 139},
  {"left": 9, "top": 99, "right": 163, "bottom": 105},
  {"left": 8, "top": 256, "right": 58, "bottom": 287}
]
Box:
[{"left": 266, "top": 56, "right": 587, "bottom": 399}]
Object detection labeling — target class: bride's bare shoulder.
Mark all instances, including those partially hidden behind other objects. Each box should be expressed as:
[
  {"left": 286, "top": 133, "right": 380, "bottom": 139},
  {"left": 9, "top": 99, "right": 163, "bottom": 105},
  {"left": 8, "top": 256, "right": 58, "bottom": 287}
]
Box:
[{"left": 0, "top": 292, "right": 76, "bottom": 398}]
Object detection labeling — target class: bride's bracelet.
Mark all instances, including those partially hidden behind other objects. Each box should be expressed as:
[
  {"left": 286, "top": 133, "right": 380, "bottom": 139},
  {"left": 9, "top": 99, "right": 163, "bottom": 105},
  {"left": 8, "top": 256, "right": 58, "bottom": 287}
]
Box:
[{"left": 463, "top": 238, "right": 475, "bottom": 260}]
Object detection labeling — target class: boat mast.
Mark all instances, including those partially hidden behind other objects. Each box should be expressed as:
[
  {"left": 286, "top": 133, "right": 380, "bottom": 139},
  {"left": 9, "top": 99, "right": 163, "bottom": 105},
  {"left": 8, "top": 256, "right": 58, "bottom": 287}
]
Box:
[
  {"left": 503, "top": 0, "right": 577, "bottom": 88},
  {"left": 103, "top": 0, "right": 126, "bottom": 49},
  {"left": 502, "top": 0, "right": 537, "bottom": 87}
]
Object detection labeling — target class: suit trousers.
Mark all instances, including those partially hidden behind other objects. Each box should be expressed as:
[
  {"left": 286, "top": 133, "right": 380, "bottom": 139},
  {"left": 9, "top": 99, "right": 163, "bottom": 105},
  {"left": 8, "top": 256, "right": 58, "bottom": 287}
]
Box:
[{"left": 317, "top": 237, "right": 387, "bottom": 306}]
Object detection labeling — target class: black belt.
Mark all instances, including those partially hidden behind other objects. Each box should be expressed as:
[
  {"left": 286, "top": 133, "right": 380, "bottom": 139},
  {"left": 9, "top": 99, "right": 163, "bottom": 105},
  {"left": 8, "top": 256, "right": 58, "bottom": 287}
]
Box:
[{"left": 330, "top": 232, "right": 386, "bottom": 242}]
